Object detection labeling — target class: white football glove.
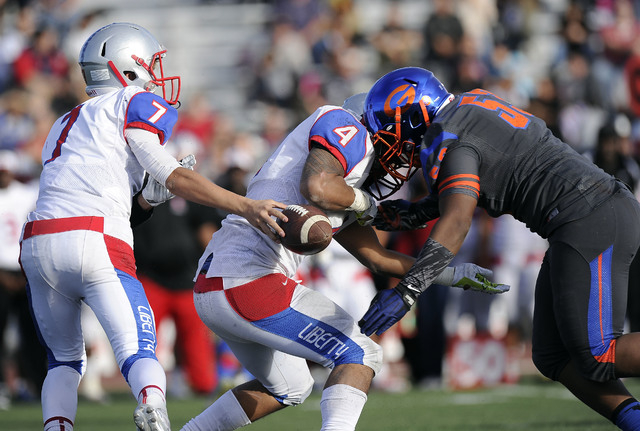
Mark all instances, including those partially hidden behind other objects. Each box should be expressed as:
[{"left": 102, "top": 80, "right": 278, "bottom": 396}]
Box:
[
  {"left": 348, "top": 188, "right": 378, "bottom": 226},
  {"left": 439, "top": 263, "right": 510, "bottom": 294},
  {"left": 141, "top": 154, "right": 196, "bottom": 207}
]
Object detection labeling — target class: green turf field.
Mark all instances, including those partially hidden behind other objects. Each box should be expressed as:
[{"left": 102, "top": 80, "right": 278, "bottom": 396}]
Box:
[{"left": 3, "top": 377, "right": 634, "bottom": 430}]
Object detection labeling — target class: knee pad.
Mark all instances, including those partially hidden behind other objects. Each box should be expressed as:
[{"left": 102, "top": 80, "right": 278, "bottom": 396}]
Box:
[
  {"left": 532, "top": 347, "right": 616, "bottom": 382},
  {"left": 574, "top": 352, "right": 617, "bottom": 382},
  {"left": 272, "top": 373, "right": 314, "bottom": 406},
  {"left": 531, "top": 348, "right": 569, "bottom": 381}
]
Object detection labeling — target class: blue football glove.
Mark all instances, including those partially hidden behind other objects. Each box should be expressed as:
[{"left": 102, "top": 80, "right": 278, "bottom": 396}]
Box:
[{"left": 359, "top": 284, "right": 418, "bottom": 336}]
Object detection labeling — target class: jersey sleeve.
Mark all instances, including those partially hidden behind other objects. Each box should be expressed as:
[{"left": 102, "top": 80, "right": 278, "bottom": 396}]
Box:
[
  {"left": 309, "top": 108, "right": 368, "bottom": 176},
  {"left": 436, "top": 146, "right": 481, "bottom": 200},
  {"left": 125, "top": 92, "right": 178, "bottom": 145}
]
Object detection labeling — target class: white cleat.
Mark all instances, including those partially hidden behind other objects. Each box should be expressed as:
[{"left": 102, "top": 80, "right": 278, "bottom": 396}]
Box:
[{"left": 134, "top": 404, "right": 171, "bottom": 431}]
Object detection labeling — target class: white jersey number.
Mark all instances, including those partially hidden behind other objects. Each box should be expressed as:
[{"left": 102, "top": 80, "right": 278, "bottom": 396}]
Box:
[
  {"left": 333, "top": 125, "right": 359, "bottom": 147},
  {"left": 148, "top": 100, "right": 168, "bottom": 123}
]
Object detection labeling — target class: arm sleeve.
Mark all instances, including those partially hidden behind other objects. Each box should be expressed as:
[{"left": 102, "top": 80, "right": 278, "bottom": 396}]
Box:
[
  {"left": 398, "top": 238, "right": 455, "bottom": 296},
  {"left": 125, "top": 127, "right": 181, "bottom": 186}
]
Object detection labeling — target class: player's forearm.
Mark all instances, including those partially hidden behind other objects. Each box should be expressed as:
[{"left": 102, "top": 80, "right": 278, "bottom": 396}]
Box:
[
  {"left": 337, "top": 224, "right": 415, "bottom": 278},
  {"left": 347, "top": 239, "right": 458, "bottom": 285},
  {"left": 166, "top": 167, "right": 250, "bottom": 215},
  {"left": 367, "top": 249, "right": 416, "bottom": 279},
  {"left": 430, "top": 193, "right": 475, "bottom": 254}
]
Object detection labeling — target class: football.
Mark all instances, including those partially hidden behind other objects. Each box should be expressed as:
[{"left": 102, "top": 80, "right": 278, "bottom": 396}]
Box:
[{"left": 277, "top": 204, "right": 332, "bottom": 255}]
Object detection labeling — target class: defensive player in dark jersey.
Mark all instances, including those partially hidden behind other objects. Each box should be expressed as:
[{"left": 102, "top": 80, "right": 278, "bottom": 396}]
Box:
[{"left": 358, "top": 67, "right": 640, "bottom": 430}]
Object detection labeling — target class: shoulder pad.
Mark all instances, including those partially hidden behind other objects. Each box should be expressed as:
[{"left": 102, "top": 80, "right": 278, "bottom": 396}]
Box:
[
  {"left": 310, "top": 108, "right": 368, "bottom": 175},
  {"left": 126, "top": 91, "right": 178, "bottom": 145}
]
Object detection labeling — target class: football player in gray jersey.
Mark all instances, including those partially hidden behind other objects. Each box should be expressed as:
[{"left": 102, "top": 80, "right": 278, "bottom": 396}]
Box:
[{"left": 360, "top": 67, "right": 640, "bottom": 430}]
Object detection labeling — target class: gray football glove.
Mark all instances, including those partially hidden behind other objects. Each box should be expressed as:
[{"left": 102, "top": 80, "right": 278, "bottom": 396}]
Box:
[
  {"left": 141, "top": 154, "right": 196, "bottom": 207},
  {"left": 438, "top": 263, "right": 510, "bottom": 294}
]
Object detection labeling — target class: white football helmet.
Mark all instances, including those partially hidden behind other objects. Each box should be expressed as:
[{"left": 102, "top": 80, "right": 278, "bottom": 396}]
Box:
[{"left": 78, "top": 22, "right": 181, "bottom": 105}]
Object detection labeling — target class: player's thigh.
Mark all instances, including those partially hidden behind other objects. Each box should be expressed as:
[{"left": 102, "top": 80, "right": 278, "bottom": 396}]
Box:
[
  {"left": 20, "top": 234, "right": 86, "bottom": 363},
  {"left": 81, "top": 239, "right": 157, "bottom": 367},
  {"left": 543, "top": 191, "right": 640, "bottom": 380},
  {"left": 287, "top": 282, "right": 381, "bottom": 371},
  {"left": 551, "top": 193, "right": 640, "bottom": 345},
  {"left": 194, "top": 287, "right": 312, "bottom": 400},
  {"left": 84, "top": 277, "right": 156, "bottom": 366},
  {"left": 28, "top": 283, "right": 85, "bottom": 363},
  {"left": 195, "top": 277, "right": 381, "bottom": 372}
]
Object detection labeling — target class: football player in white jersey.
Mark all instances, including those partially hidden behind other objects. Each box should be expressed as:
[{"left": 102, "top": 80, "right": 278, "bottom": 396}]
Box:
[
  {"left": 18, "top": 22, "right": 286, "bottom": 431},
  {"left": 180, "top": 94, "right": 507, "bottom": 431}
]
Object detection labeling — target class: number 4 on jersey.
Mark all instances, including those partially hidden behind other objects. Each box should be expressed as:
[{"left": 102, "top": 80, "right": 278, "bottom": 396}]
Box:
[{"left": 333, "top": 125, "right": 359, "bottom": 147}]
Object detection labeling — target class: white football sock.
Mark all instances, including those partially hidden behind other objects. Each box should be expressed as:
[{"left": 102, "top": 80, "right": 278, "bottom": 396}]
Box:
[
  {"left": 42, "top": 365, "right": 81, "bottom": 430},
  {"left": 44, "top": 416, "right": 74, "bottom": 431},
  {"left": 320, "top": 384, "right": 368, "bottom": 431},
  {"left": 128, "top": 357, "right": 167, "bottom": 409},
  {"left": 180, "top": 390, "right": 251, "bottom": 431}
]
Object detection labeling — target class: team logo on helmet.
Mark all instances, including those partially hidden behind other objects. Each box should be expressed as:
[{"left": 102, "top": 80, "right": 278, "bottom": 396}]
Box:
[{"left": 383, "top": 84, "right": 416, "bottom": 116}]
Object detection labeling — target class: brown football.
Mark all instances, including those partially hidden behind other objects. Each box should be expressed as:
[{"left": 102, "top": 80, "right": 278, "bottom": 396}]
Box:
[{"left": 277, "top": 204, "right": 332, "bottom": 255}]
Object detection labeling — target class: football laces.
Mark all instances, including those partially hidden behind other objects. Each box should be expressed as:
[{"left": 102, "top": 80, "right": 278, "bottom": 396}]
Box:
[{"left": 286, "top": 205, "right": 310, "bottom": 217}]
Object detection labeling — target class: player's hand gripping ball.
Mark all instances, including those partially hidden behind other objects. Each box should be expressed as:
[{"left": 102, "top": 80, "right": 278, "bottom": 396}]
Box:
[{"left": 277, "top": 204, "right": 332, "bottom": 255}]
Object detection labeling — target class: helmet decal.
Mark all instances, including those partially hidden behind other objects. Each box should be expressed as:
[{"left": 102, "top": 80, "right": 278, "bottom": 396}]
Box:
[
  {"left": 107, "top": 61, "right": 128, "bottom": 87},
  {"left": 384, "top": 84, "right": 416, "bottom": 116}
]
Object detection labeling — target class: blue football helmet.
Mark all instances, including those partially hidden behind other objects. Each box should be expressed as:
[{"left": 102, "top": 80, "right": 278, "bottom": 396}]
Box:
[{"left": 363, "top": 67, "right": 452, "bottom": 198}]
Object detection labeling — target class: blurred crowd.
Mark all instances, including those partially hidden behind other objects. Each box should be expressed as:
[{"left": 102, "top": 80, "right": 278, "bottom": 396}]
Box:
[{"left": 3, "top": 0, "right": 640, "bottom": 407}]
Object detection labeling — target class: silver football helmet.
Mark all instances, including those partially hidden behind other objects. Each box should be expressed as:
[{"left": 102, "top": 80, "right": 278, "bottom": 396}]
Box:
[
  {"left": 78, "top": 22, "right": 181, "bottom": 105},
  {"left": 342, "top": 92, "right": 367, "bottom": 118}
]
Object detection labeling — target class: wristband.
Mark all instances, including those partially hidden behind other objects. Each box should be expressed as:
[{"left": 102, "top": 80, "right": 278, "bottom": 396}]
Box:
[
  {"left": 396, "top": 283, "right": 419, "bottom": 308},
  {"left": 347, "top": 187, "right": 372, "bottom": 212}
]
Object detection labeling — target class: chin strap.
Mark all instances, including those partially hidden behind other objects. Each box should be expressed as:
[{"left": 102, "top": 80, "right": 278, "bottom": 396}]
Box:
[
  {"left": 419, "top": 98, "right": 431, "bottom": 128},
  {"left": 394, "top": 105, "right": 402, "bottom": 133}
]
